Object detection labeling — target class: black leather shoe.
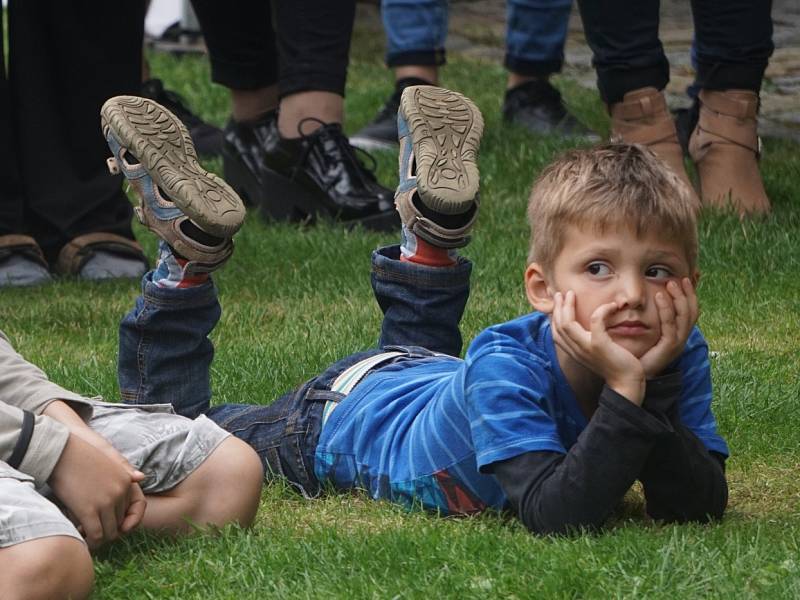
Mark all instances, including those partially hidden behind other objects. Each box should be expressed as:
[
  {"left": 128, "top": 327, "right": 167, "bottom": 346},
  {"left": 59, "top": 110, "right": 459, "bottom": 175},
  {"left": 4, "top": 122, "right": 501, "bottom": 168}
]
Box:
[
  {"left": 502, "top": 80, "right": 599, "bottom": 141},
  {"left": 141, "top": 78, "right": 223, "bottom": 158},
  {"left": 222, "top": 112, "right": 399, "bottom": 231}
]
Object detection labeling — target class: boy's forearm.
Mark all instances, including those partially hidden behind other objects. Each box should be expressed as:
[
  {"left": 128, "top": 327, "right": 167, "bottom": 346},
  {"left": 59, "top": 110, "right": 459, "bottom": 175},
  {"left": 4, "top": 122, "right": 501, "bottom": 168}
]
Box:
[
  {"left": 639, "top": 373, "right": 728, "bottom": 522},
  {"left": 491, "top": 385, "right": 673, "bottom": 535}
]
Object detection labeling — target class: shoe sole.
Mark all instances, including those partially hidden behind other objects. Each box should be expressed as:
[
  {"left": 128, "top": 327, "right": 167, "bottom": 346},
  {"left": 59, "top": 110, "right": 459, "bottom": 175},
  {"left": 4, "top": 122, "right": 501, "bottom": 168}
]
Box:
[
  {"left": 101, "top": 96, "right": 245, "bottom": 238},
  {"left": 222, "top": 144, "right": 400, "bottom": 233},
  {"left": 399, "top": 86, "right": 483, "bottom": 214}
]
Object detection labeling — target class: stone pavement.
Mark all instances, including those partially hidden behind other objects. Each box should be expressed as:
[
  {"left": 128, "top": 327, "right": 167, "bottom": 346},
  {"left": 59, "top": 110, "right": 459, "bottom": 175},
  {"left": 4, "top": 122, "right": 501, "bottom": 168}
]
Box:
[{"left": 357, "top": 0, "right": 800, "bottom": 142}]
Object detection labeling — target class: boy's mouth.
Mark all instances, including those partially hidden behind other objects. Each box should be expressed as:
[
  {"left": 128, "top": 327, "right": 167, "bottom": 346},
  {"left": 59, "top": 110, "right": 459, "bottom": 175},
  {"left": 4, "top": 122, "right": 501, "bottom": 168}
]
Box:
[{"left": 608, "top": 320, "right": 649, "bottom": 336}]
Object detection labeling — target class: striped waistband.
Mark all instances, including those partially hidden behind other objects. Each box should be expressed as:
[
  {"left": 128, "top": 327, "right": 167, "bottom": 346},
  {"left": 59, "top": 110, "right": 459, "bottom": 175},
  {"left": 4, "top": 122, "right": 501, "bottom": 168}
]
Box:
[{"left": 321, "top": 351, "right": 405, "bottom": 426}]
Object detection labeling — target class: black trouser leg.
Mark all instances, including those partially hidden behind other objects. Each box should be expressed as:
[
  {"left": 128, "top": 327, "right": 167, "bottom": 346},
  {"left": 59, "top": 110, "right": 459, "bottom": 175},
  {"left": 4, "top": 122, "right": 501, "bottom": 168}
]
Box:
[
  {"left": 190, "top": 0, "right": 280, "bottom": 90},
  {"left": 0, "top": 16, "right": 25, "bottom": 237},
  {"left": 8, "top": 0, "right": 141, "bottom": 261},
  {"left": 577, "top": 0, "right": 773, "bottom": 105},
  {"left": 691, "top": 0, "right": 773, "bottom": 92},
  {"left": 190, "top": 0, "right": 355, "bottom": 98},
  {"left": 575, "top": 0, "right": 667, "bottom": 104}
]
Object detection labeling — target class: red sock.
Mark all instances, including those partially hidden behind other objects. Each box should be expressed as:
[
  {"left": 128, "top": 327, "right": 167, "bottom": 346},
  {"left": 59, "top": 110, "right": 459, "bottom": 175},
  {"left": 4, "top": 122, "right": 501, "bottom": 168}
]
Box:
[{"left": 400, "top": 237, "right": 456, "bottom": 267}]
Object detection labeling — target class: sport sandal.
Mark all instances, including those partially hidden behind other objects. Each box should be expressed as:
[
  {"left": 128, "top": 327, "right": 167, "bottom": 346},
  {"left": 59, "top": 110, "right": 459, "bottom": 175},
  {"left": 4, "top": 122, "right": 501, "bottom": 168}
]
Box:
[
  {"left": 102, "top": 96, "right": 239, "bottom": 272},
  {"left": 395, "top": 85, "right": 484, "bottom": 248},
  {"left": 101, "top": 95, "right": 245, "bottom": 238}
]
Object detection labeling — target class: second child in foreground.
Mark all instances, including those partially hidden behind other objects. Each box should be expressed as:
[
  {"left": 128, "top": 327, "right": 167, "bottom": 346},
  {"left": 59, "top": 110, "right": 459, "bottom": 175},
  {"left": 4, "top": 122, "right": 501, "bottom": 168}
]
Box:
[{"left": 106, "top": 86, "right": 728, "bottom": 534}]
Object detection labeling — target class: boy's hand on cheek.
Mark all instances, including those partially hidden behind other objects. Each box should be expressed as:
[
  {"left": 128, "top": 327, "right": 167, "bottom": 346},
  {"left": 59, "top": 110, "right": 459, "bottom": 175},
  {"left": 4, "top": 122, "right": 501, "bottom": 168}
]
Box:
[
  {"left": 640, "top": 278, "right": 699, "bottom": 378},
  {"left": 551, "top": 291, "right": 645, "bottom": 405}
]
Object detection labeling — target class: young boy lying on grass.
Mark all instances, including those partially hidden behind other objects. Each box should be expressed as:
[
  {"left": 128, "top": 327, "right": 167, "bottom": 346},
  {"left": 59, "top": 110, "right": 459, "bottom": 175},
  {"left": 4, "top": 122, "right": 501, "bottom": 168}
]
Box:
[{"left": 102, "top": 85, "right": 728, "bottom": 539}]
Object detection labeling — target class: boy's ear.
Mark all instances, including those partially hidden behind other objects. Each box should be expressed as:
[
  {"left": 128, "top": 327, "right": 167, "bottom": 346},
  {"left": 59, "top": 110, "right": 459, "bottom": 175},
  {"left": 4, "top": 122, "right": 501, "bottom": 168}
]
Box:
[
  {"left": 692, "top": 270, "right": 701, "bottom": 288},
  {"left": 525, "top": 263, "right": 555, "bottom": 313}
]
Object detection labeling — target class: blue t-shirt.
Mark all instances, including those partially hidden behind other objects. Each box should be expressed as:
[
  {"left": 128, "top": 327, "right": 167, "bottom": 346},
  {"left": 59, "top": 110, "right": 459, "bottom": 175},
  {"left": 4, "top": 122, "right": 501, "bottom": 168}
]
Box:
[{"left": 314, "top": 312, "right": 729, "bottom": 515}]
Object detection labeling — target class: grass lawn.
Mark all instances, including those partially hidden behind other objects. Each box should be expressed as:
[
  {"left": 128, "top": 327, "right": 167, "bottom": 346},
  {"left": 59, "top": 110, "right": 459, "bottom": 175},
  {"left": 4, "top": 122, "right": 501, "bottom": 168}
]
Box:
[{"left": 3, "top": 20, "right": 800, "bottom": 600}]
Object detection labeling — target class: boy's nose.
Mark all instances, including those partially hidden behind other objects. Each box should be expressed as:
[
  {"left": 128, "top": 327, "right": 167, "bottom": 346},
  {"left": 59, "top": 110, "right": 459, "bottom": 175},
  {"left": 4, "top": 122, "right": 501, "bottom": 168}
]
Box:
[{"left": 616, "top": 275, "right": 645, "bottom": 309}]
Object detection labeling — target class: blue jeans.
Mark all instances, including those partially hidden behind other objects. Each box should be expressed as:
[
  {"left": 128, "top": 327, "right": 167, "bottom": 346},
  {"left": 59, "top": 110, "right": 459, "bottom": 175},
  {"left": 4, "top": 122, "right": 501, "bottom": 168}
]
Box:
[
  {"left": 118, "top": 245, "right": 472, "bottom": 496},
  {"left": 382, "top": 0, "right": 572, "bottom": 77}
]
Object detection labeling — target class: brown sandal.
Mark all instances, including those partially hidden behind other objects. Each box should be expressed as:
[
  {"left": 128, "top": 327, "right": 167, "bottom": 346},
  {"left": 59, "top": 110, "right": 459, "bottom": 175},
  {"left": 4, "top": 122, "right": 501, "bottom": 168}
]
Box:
[
  {"left": 55, "top": 233, "right": 148, "bottom": 276},
  {"left": 0, "top": 234, "right": 49, "bottom": 268}
]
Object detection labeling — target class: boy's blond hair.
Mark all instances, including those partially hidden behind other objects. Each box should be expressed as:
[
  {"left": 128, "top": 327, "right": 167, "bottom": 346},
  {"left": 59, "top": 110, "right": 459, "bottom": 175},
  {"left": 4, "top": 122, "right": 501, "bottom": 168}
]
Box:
[{"left": 527, "top": 144, "right": 698, "bottom": 272}]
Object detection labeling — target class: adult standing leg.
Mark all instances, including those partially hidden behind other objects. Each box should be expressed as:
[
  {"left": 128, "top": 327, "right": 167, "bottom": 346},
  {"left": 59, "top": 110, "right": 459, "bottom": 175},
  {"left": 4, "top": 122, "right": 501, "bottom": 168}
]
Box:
[
  {"left": 502, "top": 0, "right": 595, "bottom": 138},
  {"left": 687, "top": 0, "right": 773, "bottom": 214},
  {"left": 0, "top": 14, "right": 51, "bottom": 288},
  {"left": 8, "top": 1, "right": 148, "bottom": 277},
  {"left": 192, "top": 0, "right": 397, "bottom": 231}
]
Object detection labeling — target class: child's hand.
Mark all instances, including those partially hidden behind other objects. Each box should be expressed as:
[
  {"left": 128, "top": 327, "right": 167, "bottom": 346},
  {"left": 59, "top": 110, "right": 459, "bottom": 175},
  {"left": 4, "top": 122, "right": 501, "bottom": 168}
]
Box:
[
  {"left": 639, "top": 278, "right": 699, "bottom": 378},
  {"left": 48, "top": 434, "right": 144, "bottom": 549},
  {"left": 551, "top": 291, "right": 645, "bottom": 405}
]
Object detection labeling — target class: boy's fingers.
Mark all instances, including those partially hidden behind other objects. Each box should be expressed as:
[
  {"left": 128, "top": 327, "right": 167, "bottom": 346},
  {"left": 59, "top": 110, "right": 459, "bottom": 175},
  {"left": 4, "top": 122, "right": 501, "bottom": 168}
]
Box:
[
  {"left": 589, "top": 302, "right": 618, "bottom": 339},
  {"left": 667, "top": 280, "right": 691, "bottom": 337},
  {"left": 683, "top": 277, "right": 700, "bottom": 325},
  {"left": 655, "top": 292, "right": 677, "bottom": 342},
  {"left": 81, "top": 515, "right": 103, "bottom": 550},
  {"left": 120, "top": 485, "right": 147, "bottom": 533}
]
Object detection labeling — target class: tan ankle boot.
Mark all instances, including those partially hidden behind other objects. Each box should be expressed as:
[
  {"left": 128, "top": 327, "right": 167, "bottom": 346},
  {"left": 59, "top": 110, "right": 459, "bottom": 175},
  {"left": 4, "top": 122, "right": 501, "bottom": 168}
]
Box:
[
  {"left": 609, "top": 87, "right": 699, "bottom": 207},
  {"left": 688, "top": 89, "right": 769, "bottom": 215}
]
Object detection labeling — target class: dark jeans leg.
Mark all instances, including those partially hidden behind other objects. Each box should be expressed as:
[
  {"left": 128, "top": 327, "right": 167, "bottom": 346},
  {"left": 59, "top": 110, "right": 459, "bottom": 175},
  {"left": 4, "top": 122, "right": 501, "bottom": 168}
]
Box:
[
  {"left": 8, "top": 0, "right": 140, "bottom": 260},
  {"left": 118, "top": 272, "right": 221, "bottom": 419},
  {"left": 371, "top": 245, "right": 471, "bottom": 357},
  {"left": 504, "top": 0, "right": 572, "bottom": 77},
  {"left": 382, "top": 0, "right": 449, "bottom": 68},
  {"left": 575, "top": 0, "right": 667, "bottom": 104},
  {"left": 691, "top": 0, "right": 773, "bottom": 92}
]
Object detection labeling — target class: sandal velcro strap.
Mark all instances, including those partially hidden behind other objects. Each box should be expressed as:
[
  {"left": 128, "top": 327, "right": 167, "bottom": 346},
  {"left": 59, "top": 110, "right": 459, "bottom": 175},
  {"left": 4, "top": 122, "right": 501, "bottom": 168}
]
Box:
[
  {"left": 0, "top": 235, "right": 48, "bottom": 268},
  {"left": 56, "top": 232, "right": 148, "bottom": 275}
]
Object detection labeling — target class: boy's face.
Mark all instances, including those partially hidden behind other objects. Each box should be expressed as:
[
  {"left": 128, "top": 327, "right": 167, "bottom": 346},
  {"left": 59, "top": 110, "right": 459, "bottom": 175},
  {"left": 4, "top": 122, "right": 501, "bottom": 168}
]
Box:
[{"left": 526, "top": 223, "right": 697, "bottom": 359}]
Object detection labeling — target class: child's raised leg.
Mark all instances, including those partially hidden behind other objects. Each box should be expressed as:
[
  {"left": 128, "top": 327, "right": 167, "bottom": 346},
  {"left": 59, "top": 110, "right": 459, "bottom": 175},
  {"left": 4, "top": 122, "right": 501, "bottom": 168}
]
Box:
[
  {"left": 102, "top": 96, "right": 244, "bottom": 418},
  {"left": 374, "top": 86, "right": 484, "bottom": 356}
]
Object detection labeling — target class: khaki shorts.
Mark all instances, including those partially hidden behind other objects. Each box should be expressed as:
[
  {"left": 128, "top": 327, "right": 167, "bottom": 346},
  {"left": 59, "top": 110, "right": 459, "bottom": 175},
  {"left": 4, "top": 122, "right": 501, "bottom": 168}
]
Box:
[{"left": 0, "top": 401, "right": 229, "bottom": 548}]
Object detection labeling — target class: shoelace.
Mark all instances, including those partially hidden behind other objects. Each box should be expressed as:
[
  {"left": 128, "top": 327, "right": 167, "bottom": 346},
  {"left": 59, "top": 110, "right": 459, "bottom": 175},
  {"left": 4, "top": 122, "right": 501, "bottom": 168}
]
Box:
[{"left": 294, "top": 117, "right": 380, "bottom": 189}]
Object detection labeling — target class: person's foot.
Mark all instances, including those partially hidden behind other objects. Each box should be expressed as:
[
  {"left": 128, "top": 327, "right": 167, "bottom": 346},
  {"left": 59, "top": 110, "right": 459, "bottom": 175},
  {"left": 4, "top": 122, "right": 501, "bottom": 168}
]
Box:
[
  {"left": 141, "top": 78, "right": 224, "bottom": 158},
  {"left": 102, "top": 96, "right": 242, "bottom": 273},
  {"left": 395, "top": 85, "right": 484, "bottom": 251},
  {"left": 0, "top": 235, "right": 52, "bottom": 287},
  {"left": 689, "top": 89, "right": 770, "bottom": 216},
  {"left": 609, "top": 87, "right": 699, "bottom": 208},
  {"left": 503, "top": 80, "right": 598, "bottom": 141},
  {"left": 350, "top": 78, "right": 435, "bottom": 151},
  {"left": 349, "top": 91, "right": 401, "bottom": 151},
  {"left": 222, "top": 112, "right": 399, "bottom": 231}
]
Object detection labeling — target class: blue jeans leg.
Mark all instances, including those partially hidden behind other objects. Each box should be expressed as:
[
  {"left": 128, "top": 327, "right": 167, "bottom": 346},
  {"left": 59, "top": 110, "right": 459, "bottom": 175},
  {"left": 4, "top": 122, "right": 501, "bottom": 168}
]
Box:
[
  {"left": 505, "top": 0, "right": 572, "bottom": 77},
  {"left": 371, "top": 245, "right": 471, "bottom": 357},
  {"left": 382, "top": 0, "right": 448, "bottom": 67},
  {"left": 117, "top": 271, "right": 220, "bottom": 419}
]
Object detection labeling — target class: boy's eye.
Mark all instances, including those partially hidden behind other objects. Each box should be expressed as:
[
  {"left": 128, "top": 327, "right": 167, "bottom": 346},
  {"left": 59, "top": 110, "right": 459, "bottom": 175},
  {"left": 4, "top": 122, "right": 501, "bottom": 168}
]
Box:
[
  {"left": 586, "top": 262, "right": 611, "bottom": 276},
  {"left": 645, "top": 266, "right": 673, "bottom": 280}
]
